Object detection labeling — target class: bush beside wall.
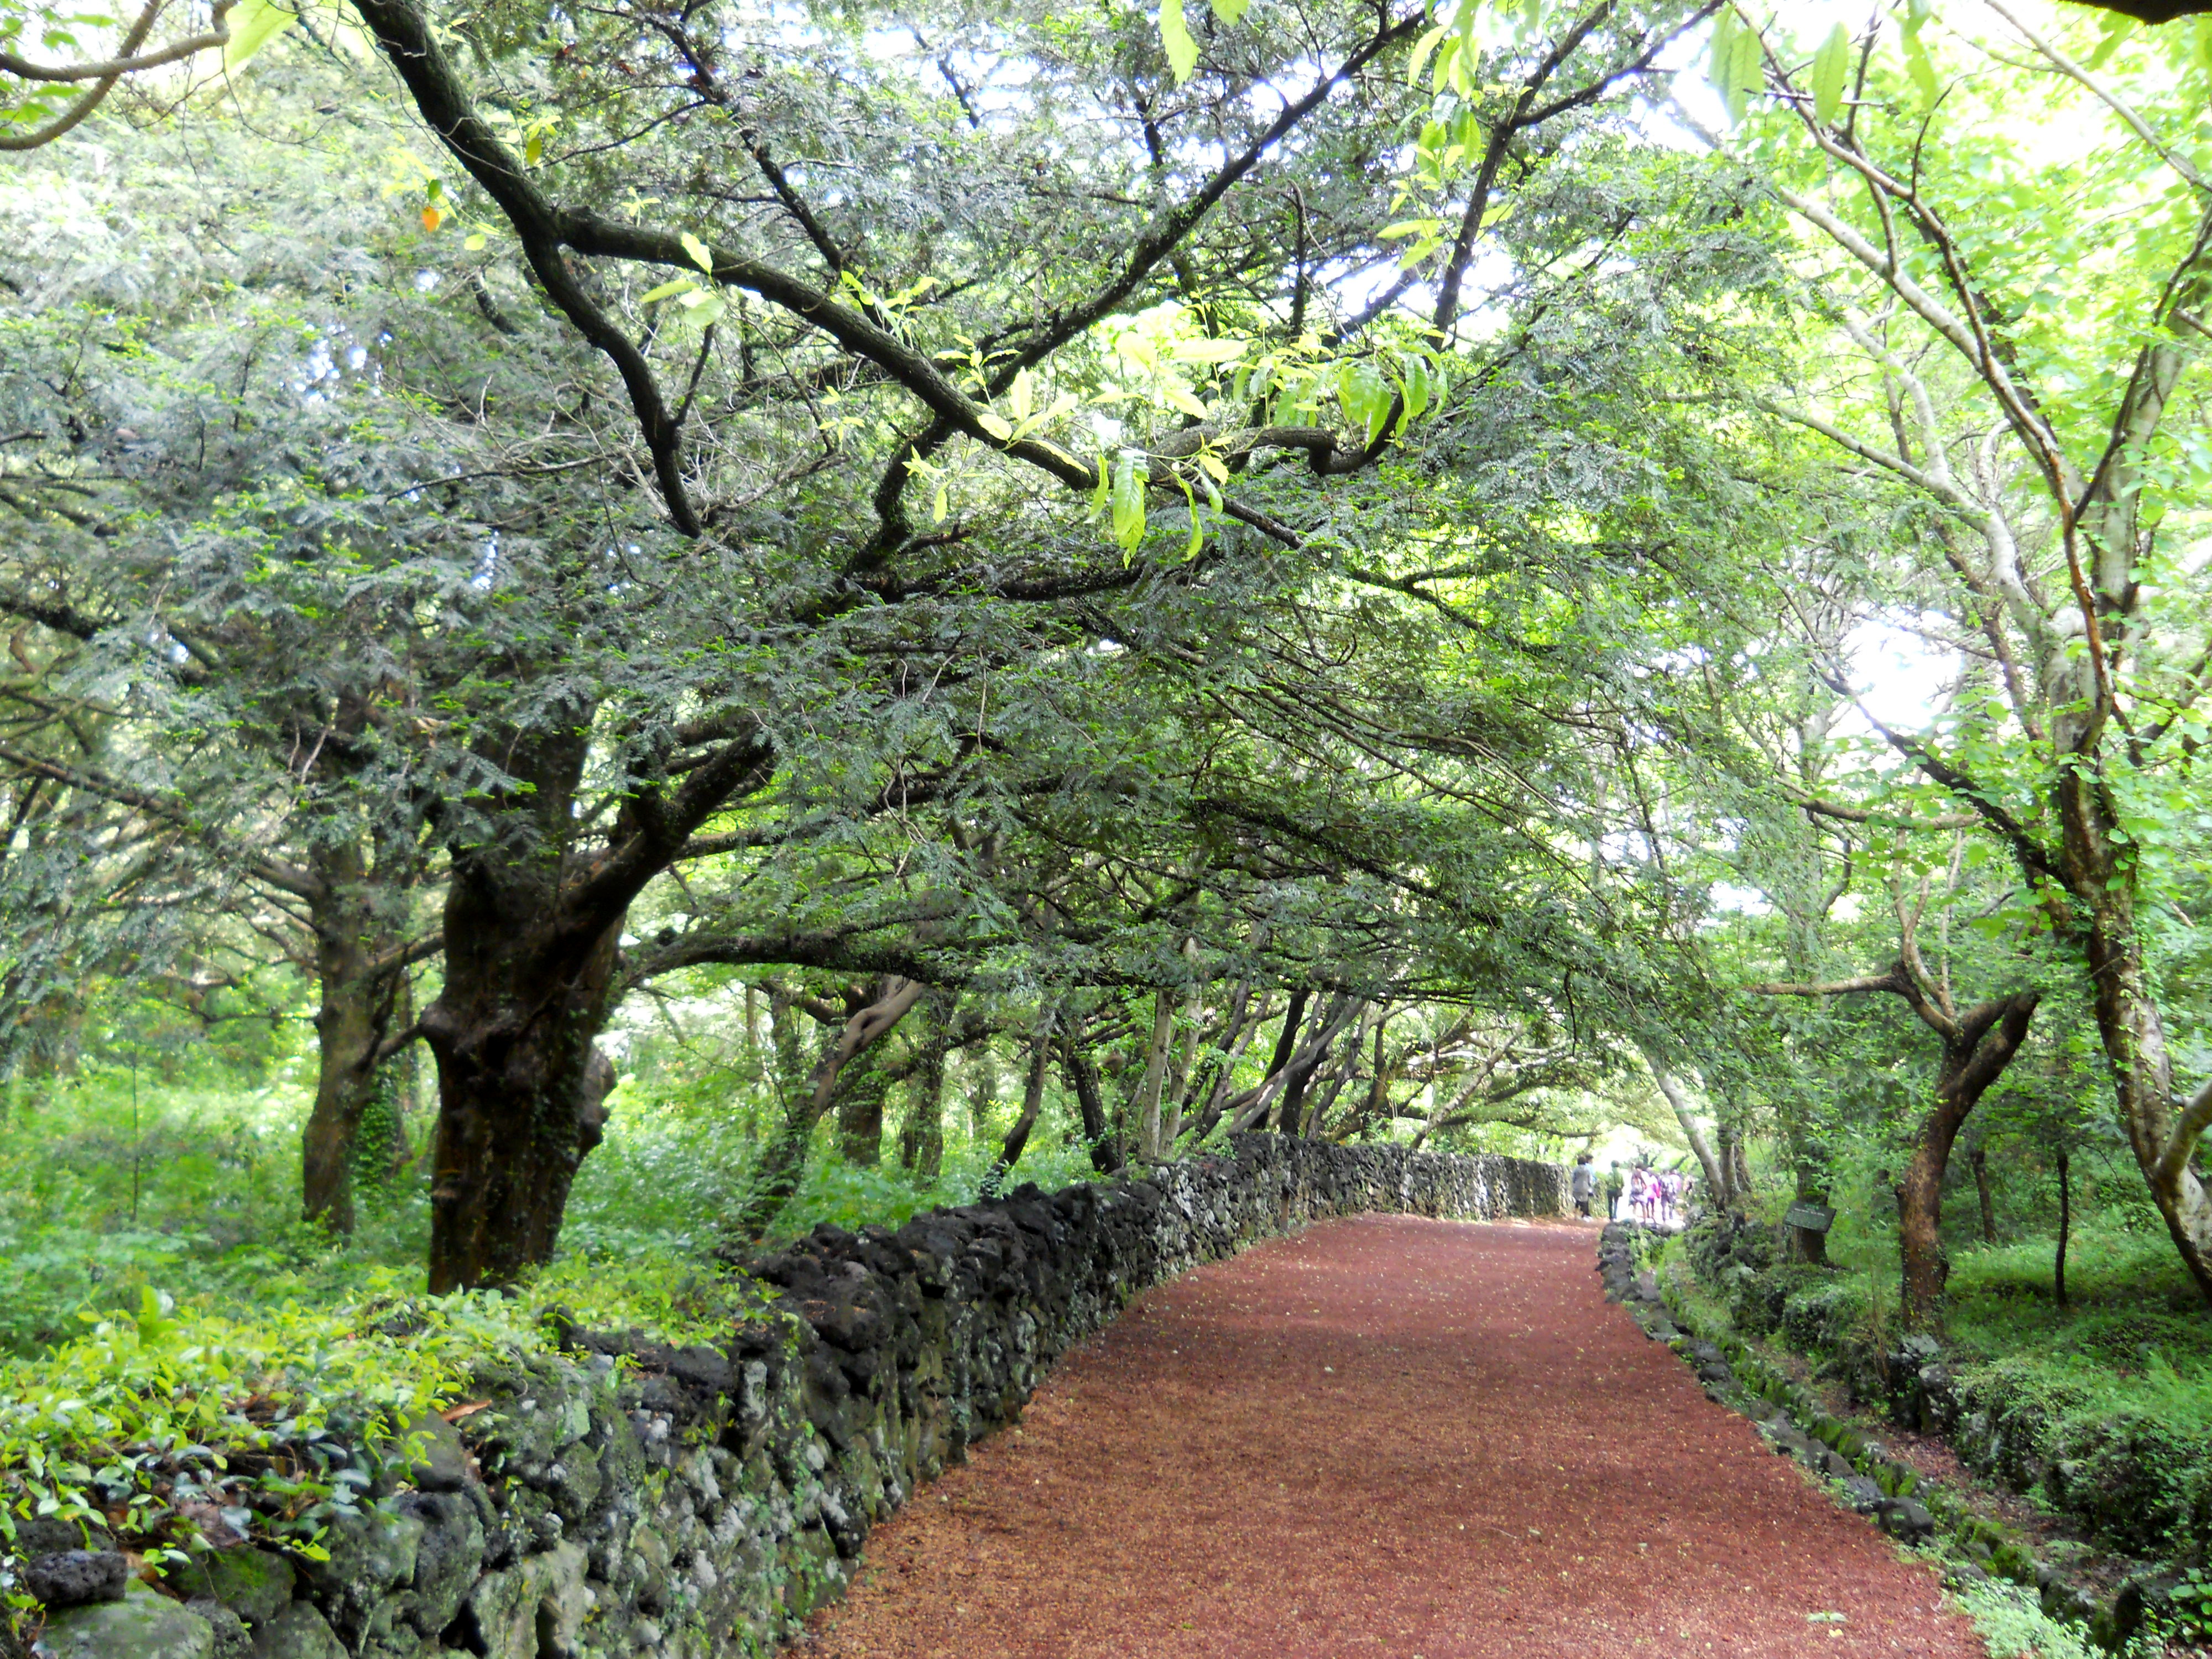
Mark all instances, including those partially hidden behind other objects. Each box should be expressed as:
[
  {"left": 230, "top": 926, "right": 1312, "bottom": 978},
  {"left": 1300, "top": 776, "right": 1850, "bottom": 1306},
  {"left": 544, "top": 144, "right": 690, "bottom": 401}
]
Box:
[
  {"left": 1677, "top": 1212, "right": 2212, "bottom": 1564},
  {"left": 27, "top": 1135, "right": 1567, "bottom": 1659}
]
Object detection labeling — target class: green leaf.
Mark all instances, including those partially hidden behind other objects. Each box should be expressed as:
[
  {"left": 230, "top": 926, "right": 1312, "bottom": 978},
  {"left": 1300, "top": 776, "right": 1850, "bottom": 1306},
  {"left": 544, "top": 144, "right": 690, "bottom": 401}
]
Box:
[
  {"left": 977, "top": 410, "right": 1015, "bottom": 442},
  {"left": 1160, "top": 0, "right": 1199, "bottom": 84},
  {"left": 1110, "top": 453, "right": 1147, "bottom": 554},
  {"left": 1811, "top": 22, "right": 1850, "bottom": 125},
  {"left": 1900, "top": 23, "right": 1938, "bottom": 111},
  {"left": 639, "top": 276, "right": 700, "bottom": 304},
  {"left": 1338, "top": 362, "right": 1394, "bottom": 445},
  {"left": 1209, "top": 0, "right": 1249, "bottom": 23},
  {"left": 1406, "top": 24, "right": 1448, "bottom": 88},
  {"left": 2085, "top": 10, "right": 2133, "bottom": 70},
  {"left": 1707, "top": 9, "right": 1764, "bottom": 124},
  {"left": 223, "top": 0, "right": 296, "bottom": 70},
  {"left": 679, "top": 232, "right": 714, "bottom": 275},
  {"left": 1009, "top": 368, "right": 1034, "bottom": 423}
]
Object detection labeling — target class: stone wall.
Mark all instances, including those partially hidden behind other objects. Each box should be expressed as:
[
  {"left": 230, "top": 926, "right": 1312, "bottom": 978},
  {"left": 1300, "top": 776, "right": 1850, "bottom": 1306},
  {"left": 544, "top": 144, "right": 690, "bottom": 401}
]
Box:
[{"left": 30, "top": 1136, "right": 1567, "bottom": 1659}]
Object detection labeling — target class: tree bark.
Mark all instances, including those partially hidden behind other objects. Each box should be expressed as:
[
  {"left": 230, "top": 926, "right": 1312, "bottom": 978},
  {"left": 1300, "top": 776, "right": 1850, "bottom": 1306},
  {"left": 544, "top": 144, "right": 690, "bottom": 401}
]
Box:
[
  {"left": 984, "top": 1016, "right": 1055, "bottom": 1196},
  {"left": 1133, "top": 988, "right": 1177, "bottom": 1161},
  {"left": 1636, "top": 1041, "right": 1729, "bottom": 1207},
  {"left": 837, "top": 1057, "right": 890, "bottom": 1166},
  {"left": 300, "top": 838, "right": 419, "bottom": 1235},
  {"left": 421, "top": 695, "right": 771, "bottom": 1288},
  {"left": 1058, "top": 1035, "right": 1123, "bottom": 1173},
  {"left": 1972, "top": 1145, "right": 1997, "bottom": 1245},
  {"left": 897, "top": 989, "right": 956, "bottom": 1177},
  {"left": 734, "top": 975, "right": 926, "bottom": 1240},
  {"left": 1895, "top": 990, "right": 2040, "bottom": 1329},
  {"left": 2054, "top": 1148, "right": 2072, "bottom": 1309}
]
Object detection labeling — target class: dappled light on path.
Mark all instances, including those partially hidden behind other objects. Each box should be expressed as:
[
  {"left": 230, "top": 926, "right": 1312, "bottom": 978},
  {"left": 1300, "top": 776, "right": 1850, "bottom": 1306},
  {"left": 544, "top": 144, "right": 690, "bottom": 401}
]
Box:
[{"left": 801, "top": 1215, "right": 1980, "bottom": 1657}]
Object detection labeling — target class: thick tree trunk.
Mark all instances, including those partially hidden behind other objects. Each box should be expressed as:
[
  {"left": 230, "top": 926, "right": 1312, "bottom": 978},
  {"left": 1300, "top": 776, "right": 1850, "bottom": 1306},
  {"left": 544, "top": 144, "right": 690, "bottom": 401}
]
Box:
[
  {"left": 1896, "top": 992, "right": 2039, "bottom": 1331},
  {"left": 836, "top": 1060, "right": 889, "bottom": 1166},
  {"left": 2085, "top": 905, "right": 2212, "bottom": 1302},
  {"left": 300, "top": 842, "right": 412, "bottom": 1236},
  {"left": 421, "top": 718, "right": 623, "bottom": 1293}
]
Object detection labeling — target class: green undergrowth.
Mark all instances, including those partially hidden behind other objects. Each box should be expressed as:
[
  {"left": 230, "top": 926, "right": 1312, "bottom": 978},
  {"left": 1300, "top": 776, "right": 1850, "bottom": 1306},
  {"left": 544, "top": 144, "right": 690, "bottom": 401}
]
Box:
[
  {"left": 0, "top": 1065, "right": 1103, "bottom": 1358},
  {"left": 0, "top": 1058, "right": 1106, "bottom": 1614},
  {"left": 0, "top": 1251, "right": 800, "bottom": 1656}
]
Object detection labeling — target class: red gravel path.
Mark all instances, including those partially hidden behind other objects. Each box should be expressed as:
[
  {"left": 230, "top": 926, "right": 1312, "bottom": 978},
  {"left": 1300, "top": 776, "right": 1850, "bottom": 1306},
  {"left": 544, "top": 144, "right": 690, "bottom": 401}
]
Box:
[{"left": 802, "top": 1215, "right": 1985, "bottom": 1658}]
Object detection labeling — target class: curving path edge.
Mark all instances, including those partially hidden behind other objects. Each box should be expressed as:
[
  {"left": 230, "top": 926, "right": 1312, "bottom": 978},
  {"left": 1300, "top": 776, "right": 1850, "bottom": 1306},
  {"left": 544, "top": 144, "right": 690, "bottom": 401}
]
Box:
[{"left": 799, "top": 1215, "right": 1983, "bottom": 1657}]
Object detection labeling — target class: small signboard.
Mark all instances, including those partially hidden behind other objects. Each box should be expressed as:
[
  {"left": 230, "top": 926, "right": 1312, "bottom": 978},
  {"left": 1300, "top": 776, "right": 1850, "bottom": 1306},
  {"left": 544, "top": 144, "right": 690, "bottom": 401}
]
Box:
[{"left": 1784, "top": 1202, "right": 1836, "bottom": 1234}]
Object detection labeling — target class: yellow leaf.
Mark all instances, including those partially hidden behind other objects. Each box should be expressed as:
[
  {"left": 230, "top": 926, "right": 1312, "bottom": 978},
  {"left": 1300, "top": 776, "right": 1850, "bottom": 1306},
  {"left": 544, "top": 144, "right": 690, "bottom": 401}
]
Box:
[
  {"left": 977, "top": 411, "right": 1015, "bottom": 442},
  {"left": 421, "top": 206, "right": 443, "bottom": 232}
]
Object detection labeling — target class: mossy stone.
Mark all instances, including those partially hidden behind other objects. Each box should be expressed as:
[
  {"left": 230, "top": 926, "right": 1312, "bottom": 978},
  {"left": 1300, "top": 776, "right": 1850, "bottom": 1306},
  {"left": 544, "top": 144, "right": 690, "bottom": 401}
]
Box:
[
  {"left": 35, "top": 1582, "right": 216, "bottom": 1659},
  {"left": 170, "top": 1549, "right": 296, "bottom": 1627}
]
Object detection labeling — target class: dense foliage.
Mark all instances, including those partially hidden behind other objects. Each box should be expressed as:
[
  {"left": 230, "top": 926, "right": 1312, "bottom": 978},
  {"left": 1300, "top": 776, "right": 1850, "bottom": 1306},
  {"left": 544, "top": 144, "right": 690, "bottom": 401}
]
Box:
[{"left": 0, "top": 0, "right": 2209, "bottom": 1635}]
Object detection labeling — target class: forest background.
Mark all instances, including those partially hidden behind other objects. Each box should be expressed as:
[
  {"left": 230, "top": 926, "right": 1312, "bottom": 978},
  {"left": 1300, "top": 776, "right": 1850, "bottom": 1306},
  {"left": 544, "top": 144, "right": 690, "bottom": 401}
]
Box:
[{"left": 0, "top": 0, "right": 2208, "bottom": 1587}]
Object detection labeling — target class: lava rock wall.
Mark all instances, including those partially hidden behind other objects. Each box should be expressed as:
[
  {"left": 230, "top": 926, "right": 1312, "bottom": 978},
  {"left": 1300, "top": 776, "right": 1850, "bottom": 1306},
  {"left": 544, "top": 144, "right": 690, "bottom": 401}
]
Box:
[{"left": 30, "top": 1136, "right": 1566, "bottom": 1659}]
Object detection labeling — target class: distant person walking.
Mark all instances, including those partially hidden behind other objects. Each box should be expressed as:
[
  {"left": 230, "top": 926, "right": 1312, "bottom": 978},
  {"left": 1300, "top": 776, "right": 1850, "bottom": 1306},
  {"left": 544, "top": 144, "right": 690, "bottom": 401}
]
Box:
[
  {"left": 1627, "top": 1165, "right": 1650, "bottom": 1224},
  {"left": 1604, "top": 1162, "right": 1624, "bottom": 1222},
  {"left": 1571, "top": 1153, "right": 1597, "bottom": 1219}
]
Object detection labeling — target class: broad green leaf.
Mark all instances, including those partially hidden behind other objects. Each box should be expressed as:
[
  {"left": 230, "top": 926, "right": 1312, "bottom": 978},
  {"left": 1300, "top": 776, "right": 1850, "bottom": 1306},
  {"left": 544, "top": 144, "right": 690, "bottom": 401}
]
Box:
[
  {"left": 1379, "top": 220, "right": 1439, "bottom": 241},
  {"left": 1407, "top": 24, "right": 1448, "bottom": 87},
  {"left": 1338, "top": 362, "right": 1393, "bottom": 445},
  {"left": 1009, "top": 369, "right": 1034, "bottom": 423},
  {"left": 977, "top": 411, "right": 1015, "bottom": 442},
  {"left": 1170, "top": 337, "right": 1248, "bottom": 363},
  {"left": 1209, "top": 0, "right": 1249, "bottom": 23},
  {"left": 680, "top": 232, "right": 714, "bottom": 275},
  {"left": 639, "top": 276, "right": 700, "bottom": 304},
  {"left": 1160, "top": 0, "right": 1199, "bottom": 84},
  {"left": 1811, "top": 23, "right": 1850, "bottom": 125},
  {"left": 1111, "top": 453, "right": 1147, "bottom": 553},
  {"left": 224, "top": 0, "right": 295, "bottom": 69},
  {"left": 1708, "top": 8, "right": 1761, "bottom": 123},
  {"left": 1164, "top": 384, "right": 1209, "bottom": 418},
  {"left": 524, "top": 131, "right": 544, "bottom": 166}
]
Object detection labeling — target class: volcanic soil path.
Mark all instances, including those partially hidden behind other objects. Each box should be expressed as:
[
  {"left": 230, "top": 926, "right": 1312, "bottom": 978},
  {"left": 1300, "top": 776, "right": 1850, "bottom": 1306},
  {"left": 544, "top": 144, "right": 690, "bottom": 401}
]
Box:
[{"left": 800, "top": 1214, "right": 1984, "bottom": 1658}]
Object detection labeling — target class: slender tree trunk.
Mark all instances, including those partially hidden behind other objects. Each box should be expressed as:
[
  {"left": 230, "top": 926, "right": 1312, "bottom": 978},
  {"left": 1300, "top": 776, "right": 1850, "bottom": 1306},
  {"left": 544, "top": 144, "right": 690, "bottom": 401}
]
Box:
[
  {"left": 1058, "top": 1036, "right": 1123, "bottom": 1173},
  {"left": 984, "top": 1017, "right": 1055, "bottom": 1196},
  {"left": 1972, "top": 1146, "right": 1997, "bottom": 1245},
  {"left": 1133, "top": 988, "right": 1176, "bottom": 1161},
  {"left": 734, "top": 975, "right": 926, "bottom": 1239},
  {"left": 2054, "top": 1148, "right": 2072, "bottom": 1309},
  {"left": 898, "top": 989, "right": 956, "bottom": 1177},
  {"left": 837, "top": 1059, "right": 889, "bottom": 1166},
  {"left": 2084, "top": 904, "right": 2212, "bottom": 1302},
  {"left": 1637, "top": 1042, "right": 1728, "bottom": 1206}
]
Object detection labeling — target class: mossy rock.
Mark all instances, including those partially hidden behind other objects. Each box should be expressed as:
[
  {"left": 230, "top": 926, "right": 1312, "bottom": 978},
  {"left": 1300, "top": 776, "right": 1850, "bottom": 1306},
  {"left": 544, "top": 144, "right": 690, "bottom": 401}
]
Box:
[
  {"left": 36, "top": 1582, "right": 216, "bottom": 1659},
  {"left": 166, "top": 1549, "right": 295, "bottom": 1627}
]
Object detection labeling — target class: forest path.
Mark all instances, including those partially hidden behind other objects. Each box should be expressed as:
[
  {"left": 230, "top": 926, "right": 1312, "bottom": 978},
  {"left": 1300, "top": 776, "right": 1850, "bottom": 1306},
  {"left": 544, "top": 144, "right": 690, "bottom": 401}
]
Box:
[{"left": 798, "top": 1214, "right": 1984, "bottom": 1658}]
